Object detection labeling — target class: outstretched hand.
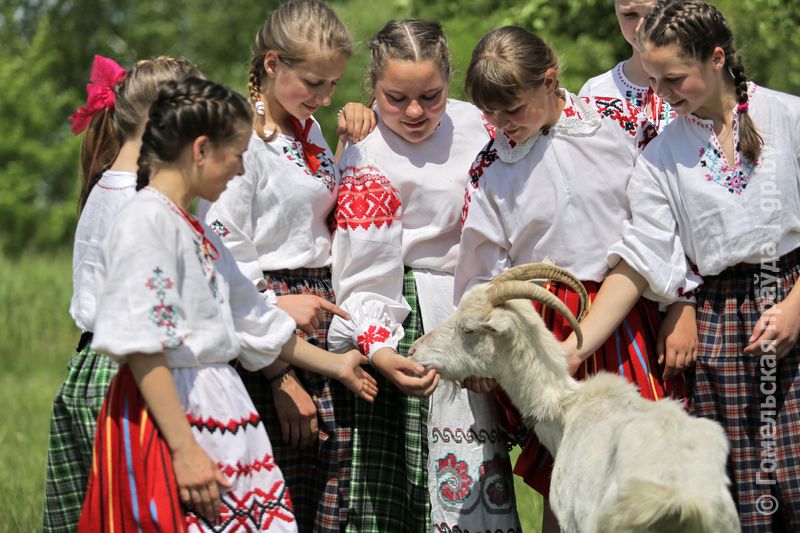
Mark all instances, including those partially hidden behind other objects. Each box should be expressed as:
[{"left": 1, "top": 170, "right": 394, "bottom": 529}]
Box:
[
  {"left": 372, "top": 347, "right": 439, "bottom": 398},
  {"left": 277, "top": 294, "right": 349, "bottom": 336},
  {"left": 334, "top": 349, "right": 379, "bottom": 402}
]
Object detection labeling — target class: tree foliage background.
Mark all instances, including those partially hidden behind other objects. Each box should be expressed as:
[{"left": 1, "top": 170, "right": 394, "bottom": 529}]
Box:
[{"left": 1, "top": 0, "right": 797, "bottom": 255}]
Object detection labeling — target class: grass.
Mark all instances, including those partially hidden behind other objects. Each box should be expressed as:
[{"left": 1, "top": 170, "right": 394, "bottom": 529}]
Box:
[{"left": 0, "top": 253, "right": 543, "bottom": 531}]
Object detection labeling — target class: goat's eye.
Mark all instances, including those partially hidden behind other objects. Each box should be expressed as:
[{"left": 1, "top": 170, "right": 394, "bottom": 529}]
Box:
[{"left": 460, "top": 327, "right": 474, "bottom": 335}]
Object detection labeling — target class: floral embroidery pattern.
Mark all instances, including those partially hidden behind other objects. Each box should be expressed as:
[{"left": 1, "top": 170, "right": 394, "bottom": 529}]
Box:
[
  {"left": 283, "top": 142, "right": 336, "bottom": 191},
  {"left": 479, "top": 454, "right": 514, "bottom": 510},
  {"left": 356, "top": 325, "right": 391, "bottom": 354},
  {"left": 145, "top": 267, "right": 183, "bottom": 350},
  {"left": 437, "top": 453, "right": 473, "bottom": 505},
  {"left": 336, "top": 166, "right": 401, "bottom": 231},
  {"left": 209, "top": 219, "right": 230, "bottom": 238},
  {"left": 593, "top": 97, "right": 639, "bottom": 136},
  {"left": 193, "top": 239, "right": 220, "bottom": 300},
  {"left": 698, "top": 143, "right": 758, "bottom": 195},
  {"left": 676, "top": 286, "right": 696, "bottom": 300},
  {"left": 469, "top": 140, "right": 499, "bottom": 189}
]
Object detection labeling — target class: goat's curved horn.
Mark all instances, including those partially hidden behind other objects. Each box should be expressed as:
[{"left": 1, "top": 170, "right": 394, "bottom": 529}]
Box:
[
  {"left": 491, "top": 263, "right": 589, "bottom": 320},
  {"left": 488, "top": 280, "right": 583, "bottom": 348}
]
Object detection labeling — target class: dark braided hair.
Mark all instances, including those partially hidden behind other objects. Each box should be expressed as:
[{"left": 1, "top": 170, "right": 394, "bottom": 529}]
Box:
[
  {"left": 248, "top": 0, "right": 351, "bottom": 141},
  {"left": 136, "top": 77, "right": 253, "bottom": 190},
  {"left": 639, "top": 0, "right": 763, "bottom": 162}
]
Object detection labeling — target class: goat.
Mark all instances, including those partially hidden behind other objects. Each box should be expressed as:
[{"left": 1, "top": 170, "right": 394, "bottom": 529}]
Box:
[{"left": 410, "top": 263, "right": 740, "bottom": 533}]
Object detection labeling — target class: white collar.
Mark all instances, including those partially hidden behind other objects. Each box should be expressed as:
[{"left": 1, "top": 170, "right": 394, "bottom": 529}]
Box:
[{"left": 494, "top": 90, "right": 602, "bottom": 163}]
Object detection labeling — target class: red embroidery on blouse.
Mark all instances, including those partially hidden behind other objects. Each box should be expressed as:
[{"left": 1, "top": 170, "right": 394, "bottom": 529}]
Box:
[
  {"left": 593, "top": 97, "right": 640, "bottom": 137},
  {"left": 469, "top": 140, "right": 499, "bottom": 189},
  {"left": 460, "top": 187, "right": 472, "bottom": 226},
  {"left": 480, "top": 115, "right": 497, "bottom": 138},
  {"left": 186, "top": 412, "right": 261, "bottom": 434},
  {"left": 336, "top": 166, "right": 401, "bottom": 231},
  {"left": 357, "top": 325, "right": 391, "bottom": 354}
]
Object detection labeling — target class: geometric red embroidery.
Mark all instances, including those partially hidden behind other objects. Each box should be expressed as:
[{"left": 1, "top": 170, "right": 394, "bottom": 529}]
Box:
[
  {"left": 460, "top": 187, "right": 471, "bottom": 227},
  {"left": 593, "top": 96, "right": 640, "bottom": 137},
  {"left": 469, "top": 141, "right": 499, "bottom": 189},
  {"left": 218, "top": 452, "right": 277, "bottom": 478},
  {"left": 357, "top": 325, "right": 391, "bottom": 355},
  {"left": 336, "top": 165, "right": 401, "bottom": 231},
  {"left": 185, "top": 480, "right": 295, "bottom": 530},
  {"left": 186, "top": 412, "right": 261, "bottom": 435}
]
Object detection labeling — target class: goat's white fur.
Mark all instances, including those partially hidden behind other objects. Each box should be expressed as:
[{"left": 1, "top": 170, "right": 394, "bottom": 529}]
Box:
[{"left": 410, "top": 283, "right": 740, "bottom": 533}]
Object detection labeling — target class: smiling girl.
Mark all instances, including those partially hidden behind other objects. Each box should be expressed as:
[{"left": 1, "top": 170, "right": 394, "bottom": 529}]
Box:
[
  {"left": 328, "top": 19, "right": 520, "bottom": 533},
  {"left": 562, "top": 1, "right": 800, "bottom": 529},
  {"left": 459, "top": 25, "right": 687, "bottom": 533},
  {"left": 201, "top": 2, "right": 372, "bottom": 530}
]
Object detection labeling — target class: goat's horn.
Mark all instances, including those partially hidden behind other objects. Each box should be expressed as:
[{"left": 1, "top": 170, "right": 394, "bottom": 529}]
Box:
[
  {"left": 488, "top": 280, "right": 583, "bottom": 348},
  {"left": 491, "top": 263, "right": 589, "bottom": 320}
]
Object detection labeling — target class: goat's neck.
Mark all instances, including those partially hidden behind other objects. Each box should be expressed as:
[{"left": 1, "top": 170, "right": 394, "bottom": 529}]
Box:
[{"left": 496, "top": 302, "right": 581, "bottom": 431}]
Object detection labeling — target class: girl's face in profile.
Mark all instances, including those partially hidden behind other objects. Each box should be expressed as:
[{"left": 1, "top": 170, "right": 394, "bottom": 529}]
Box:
[
  {"left": 374, "top": 59, "right": 449, "bottom": 143},
  {"left": 267, "top": 51, "right": 347, "bottom": 123},
  {"left": 641, "top": 42, "right": 725, "bottom": 118},
  {"left": 194, "top": 122, "right": 251, "bottom": 202}
]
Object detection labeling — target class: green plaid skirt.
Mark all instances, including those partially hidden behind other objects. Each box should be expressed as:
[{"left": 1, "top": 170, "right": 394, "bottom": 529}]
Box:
[
  {"left": 42, "top": 339, "right": 117, "bottom": 533},
  {"left": 346, "top": 269, "right": 430, "bottom": 532}
]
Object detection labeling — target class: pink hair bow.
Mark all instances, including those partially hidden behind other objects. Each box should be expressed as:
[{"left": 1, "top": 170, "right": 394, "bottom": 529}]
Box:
[{"left": 69, "top": 55, "right": 126, "bottom": 134}]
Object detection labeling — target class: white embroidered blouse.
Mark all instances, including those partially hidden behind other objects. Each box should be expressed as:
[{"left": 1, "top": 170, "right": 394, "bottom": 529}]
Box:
[
  {"left": 328, "top": 99, "right": 493, "bottom": 358},
  {"left": 92, "top": 187, "right": 296, "bottom": 370},
  {"left": 70, "top": 170, "right": 137, "bottom": 332},
  {"left": 204, "top": 118, "right": 338, "bottom": 286},
  {"left": 455, "top": 89, "right": 656, "bottom": 302},
  {"left": 579, "top": 61, "right": 675, "bottom": 134},
  {"left": 609, "top": 84, "right": 800, "bottom": 303}
]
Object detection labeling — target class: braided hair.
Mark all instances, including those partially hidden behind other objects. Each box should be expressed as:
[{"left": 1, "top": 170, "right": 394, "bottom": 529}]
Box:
[
  {"left": 247, "top": 0, "right": 351, "bottom": 141},
  {"left": 639, "top": 0, "right": 763, "bottom": 162},
  {"left": 136, "top": 77, "right": 252, "bottom": 190}
]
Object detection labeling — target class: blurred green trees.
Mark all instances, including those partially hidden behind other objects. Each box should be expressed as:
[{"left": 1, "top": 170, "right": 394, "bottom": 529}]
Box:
[{"left": 1, "top": 0, "right": 797, "bottom": 254}]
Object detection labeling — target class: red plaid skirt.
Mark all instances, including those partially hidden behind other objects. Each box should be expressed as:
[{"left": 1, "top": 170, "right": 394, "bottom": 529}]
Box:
[{"left": 495, "top": 280, "right": 685, "bottom": 496}]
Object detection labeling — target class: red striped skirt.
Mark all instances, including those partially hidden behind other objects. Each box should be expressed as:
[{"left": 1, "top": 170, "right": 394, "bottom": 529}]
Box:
[
  {"left": 494, "top": 280, "right": 686, "bottom": 496},
  {"left": 78, "top": 364, "right": 297, "bottom": 532}
]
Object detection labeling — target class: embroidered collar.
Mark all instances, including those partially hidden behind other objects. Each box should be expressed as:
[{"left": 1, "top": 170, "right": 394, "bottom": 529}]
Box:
[
  {"left": 613, "top": 62, "right": 648, "bottom": 100},
  {"left": 686, "top": 82, "right": 758, "bottom": 129},
  {"left": 144, "top": 187, "right": 220, "bottom": 260},
  {"left": 494, "top": 90, "right": 602, "bottom": 163}
]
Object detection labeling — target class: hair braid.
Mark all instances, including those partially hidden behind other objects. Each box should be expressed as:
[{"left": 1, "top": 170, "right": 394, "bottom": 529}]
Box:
[
  {"left": 640, "top": 0, "right": 763, "bottom": 162},
  {"left": 136, "top": 77, "right": 253, "bottom": 190}
]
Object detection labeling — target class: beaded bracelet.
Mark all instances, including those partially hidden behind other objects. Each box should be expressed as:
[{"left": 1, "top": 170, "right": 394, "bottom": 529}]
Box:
[{"left": 267, "top": 365, "right": 293, "bottom": 384}]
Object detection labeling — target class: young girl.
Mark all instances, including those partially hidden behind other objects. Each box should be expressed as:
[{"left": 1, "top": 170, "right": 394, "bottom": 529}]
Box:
[
  {"left": 77, "top": 76, "right": 377, "bottom": 532},
  {"left": 43, "top": 55, "right": 202, "bottom": 533},
  {"left": 202, "top": 2, "right": 372, "bottom": 530},
  {"left": 459, "top": 26, "right": 689, "bottom": 532},
  {"left": 562, "top": 1, "right": 800, "bottom": 530},
  {"left": 328, "top": 19, "right": 520, "bottom": 533},
  {"left": 579, "top": 0, "right": 675, "bottom": 133}
]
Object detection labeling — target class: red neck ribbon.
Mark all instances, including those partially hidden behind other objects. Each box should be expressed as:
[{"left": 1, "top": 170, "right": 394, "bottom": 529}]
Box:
[{"left": 288, "top": 116, "right": 325, "bottom": 174}]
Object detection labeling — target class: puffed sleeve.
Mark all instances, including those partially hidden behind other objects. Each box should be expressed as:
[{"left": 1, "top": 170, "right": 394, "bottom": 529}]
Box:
[
  {"left": 92, "top": 204, "right": 192, "bottom": 363},
  {"left": 205, "top": 142, "right": 264, "bottom": 288},
  {"left": 453, "top": 146, "right": 511, "bottom": 304},
  {"left": 328, "top": 152, "right": 409, "bottom": 361},
  {"left": 607, "top": 146, "right": 702, "bottom": 304},
  {"left": 218, "top": 242, "right": 296, "bottom": 371}
]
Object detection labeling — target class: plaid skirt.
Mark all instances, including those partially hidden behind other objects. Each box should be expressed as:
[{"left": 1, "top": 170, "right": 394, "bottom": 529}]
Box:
[
  {"left": 346, "top": 269, "right": 430, "bottom": 533},
  {"left": 42, "top": 335, "right": 118, "bottom": 533},
  {"left": 494, "top": 281, "right": 686, "bottom": 496},
  {"left": 237, "top": 267, "right": 352, "bottom": 533},
  {"left": 693, "top": 248, "right": 800, "bottom": 532}
]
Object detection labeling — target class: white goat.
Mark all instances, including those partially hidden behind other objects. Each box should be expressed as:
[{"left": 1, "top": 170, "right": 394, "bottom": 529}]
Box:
[{"left": 410, "top": 263, "right": 739, "bottom": 533}]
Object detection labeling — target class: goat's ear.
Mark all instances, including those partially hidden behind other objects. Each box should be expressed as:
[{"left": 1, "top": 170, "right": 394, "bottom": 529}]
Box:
[{"left": 478, "top": 313, "right": 514, "bottom": 335}]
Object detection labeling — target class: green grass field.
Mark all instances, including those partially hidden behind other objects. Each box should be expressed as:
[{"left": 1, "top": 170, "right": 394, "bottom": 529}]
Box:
[{"left": 0, "top": 253, "right": 542, "bottom": 532}]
